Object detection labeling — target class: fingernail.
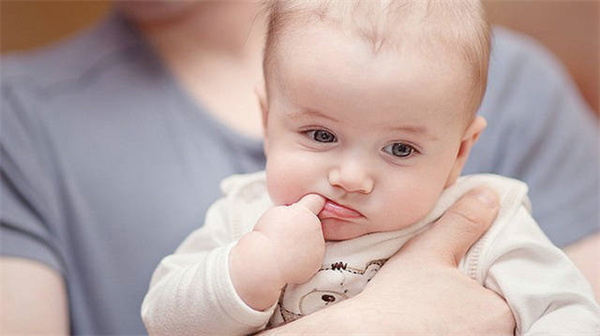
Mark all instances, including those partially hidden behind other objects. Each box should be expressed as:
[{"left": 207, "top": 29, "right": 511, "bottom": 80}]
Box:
[{"left": 473, "top": 188, "right": 498, "bottom": 208}]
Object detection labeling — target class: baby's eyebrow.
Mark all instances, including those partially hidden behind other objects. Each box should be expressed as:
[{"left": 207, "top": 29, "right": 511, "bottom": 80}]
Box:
[
  {"left": 287, "top": 109, "right": 437, "bottom": 140},
  {"left": 385, "top": 124, "right": 437, "bottom": 140},
  {"left": 286, "top": 109, "right": 339, "bottom": 123}
]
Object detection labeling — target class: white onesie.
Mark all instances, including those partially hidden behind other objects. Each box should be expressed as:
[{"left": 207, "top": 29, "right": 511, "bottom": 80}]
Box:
[{"left": 142, "top": 171, "right": 599, "bottom": 336}]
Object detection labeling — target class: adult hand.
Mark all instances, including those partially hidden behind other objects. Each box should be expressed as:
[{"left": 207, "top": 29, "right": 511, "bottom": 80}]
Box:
[{"left": 262, "top": 187, "right": 515, "bottom": 335}]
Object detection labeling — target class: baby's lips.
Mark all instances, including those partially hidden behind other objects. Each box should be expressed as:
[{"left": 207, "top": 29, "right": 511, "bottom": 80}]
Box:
[{"left": 319, "top": 199, "right": 363, "bottom": 219}]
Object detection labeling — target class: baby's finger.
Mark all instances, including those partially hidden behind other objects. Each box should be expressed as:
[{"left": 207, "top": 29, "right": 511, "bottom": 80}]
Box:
[{"left": 294, "top": 194, "right": 326, "bottom": 215}]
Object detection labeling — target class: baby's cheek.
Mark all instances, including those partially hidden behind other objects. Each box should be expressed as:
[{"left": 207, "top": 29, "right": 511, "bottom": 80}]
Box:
[
  {"left": 266, "top": 159, "right": 306, "bottom": 206},
  {"left": 380, "top": 184, "right": 443, "bottom": 230}
]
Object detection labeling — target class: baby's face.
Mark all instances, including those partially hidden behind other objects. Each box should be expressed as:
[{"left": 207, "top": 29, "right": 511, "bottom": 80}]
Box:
[{"left": 264, "top": 23, "right": 476, "bottom": 241}]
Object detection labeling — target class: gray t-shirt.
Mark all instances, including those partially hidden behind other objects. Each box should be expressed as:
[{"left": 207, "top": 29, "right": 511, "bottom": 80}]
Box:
[{"left": 1, "top": 13, "right": 598, "bottom": 336}]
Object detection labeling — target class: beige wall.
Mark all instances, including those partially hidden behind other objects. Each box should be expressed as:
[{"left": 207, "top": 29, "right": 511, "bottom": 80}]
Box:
[
  {"left": 1, "top": 0, "right": 598, "bottom": 113},
  {"left": 1, "top": 1, "right": 111, "bottom": 52},
  {"left": 485, "top": 1, "right": 599, "bottom": 114}
]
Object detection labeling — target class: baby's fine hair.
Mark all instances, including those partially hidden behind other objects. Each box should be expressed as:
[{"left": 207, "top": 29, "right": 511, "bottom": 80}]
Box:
[{"left": 263, "top": 0, "right": 491, "bottom": 115}]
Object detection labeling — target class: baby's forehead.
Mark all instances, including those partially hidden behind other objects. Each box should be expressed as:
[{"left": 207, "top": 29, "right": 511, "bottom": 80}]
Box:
[
  {"left": 264, "top": 0, "right": 490, "bottom": 116},
  {"left": 269, "top": 19, "right": 473, "bottom": 100},
  {"left": 269, "top": 28, "right": 474, "bottom": 127}
]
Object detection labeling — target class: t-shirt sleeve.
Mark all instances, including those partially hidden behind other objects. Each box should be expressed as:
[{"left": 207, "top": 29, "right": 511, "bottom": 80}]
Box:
[
  {"left": 468, "top": 28, "right": 599, "bottom": 247},
  {"left": 1, "top": 79, "right": 65, "bottom": 274}
]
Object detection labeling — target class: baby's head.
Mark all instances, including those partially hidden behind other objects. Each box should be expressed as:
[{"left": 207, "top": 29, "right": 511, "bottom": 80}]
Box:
[{"left": 260, "top": 0, "right": 491, "bottom": 241}]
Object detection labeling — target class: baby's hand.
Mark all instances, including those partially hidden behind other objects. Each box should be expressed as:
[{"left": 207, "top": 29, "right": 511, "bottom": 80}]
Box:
[
  {"left": 253, "top": 194, "right": 326, "bottom": 285},
  {"left": 230, "top": 194, "right": 325, "bottom": 310}
]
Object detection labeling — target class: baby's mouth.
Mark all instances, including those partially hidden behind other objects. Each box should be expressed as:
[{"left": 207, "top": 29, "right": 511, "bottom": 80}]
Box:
[{"left": 319, "top": 199, "right": 363, "bottom": 220}]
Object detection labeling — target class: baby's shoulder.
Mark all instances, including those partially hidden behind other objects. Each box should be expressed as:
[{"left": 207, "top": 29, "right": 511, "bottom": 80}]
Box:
[
  {"left": 218, "top": 171, "right": 273, "bottom": 238},
  {"left": 220, "top": 171, "right": 268, "bottom": 199},
  {"left": 455, "top": 174, "right": 530, "bottom": 211},
  {"left": 436, "top": 174, "right": 531, "bottom": 226}
]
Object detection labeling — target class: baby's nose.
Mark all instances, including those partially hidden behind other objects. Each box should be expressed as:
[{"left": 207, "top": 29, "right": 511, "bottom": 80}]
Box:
[{"left": 328, "top": 158, "right": 374, "bottom": 194}]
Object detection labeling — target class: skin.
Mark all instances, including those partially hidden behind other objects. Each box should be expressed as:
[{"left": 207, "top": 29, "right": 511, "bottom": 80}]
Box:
[
  {"left": 230, "top": 21, "right": 487, "bottom": 310},
  {"left": 0, "top": 258, "right": 69, "bottom": 335},
  {"left": 2, "top": 1, "right": 597, "bottom": 335},
  {"left": 122, "top": 0, "right": 268, "bottom": 139},
  {"left": 265, "top": 22, "right": 485, "bottom": 241}
]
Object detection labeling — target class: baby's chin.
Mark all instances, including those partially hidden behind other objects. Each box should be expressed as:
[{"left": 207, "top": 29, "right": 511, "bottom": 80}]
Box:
[
  {"left": 320, "top": 218, "right": 373, "bottom": 241},
  {"left": 322, "top": 214, "right": 431, "bottom": 242}
]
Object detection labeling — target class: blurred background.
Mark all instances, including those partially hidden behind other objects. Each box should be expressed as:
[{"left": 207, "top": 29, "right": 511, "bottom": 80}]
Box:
[{"left": 1, "top": 0, "right": 598, "bottom": 114}]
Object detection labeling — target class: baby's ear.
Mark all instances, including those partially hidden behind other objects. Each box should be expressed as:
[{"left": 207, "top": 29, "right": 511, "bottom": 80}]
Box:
[
  {"left": 254, "top": 84, "right": 269, "bottom": 153},
  {"left": 254, "top": 84, "right": 268, "bottom": 131},
  {"left": 445, "top": 116, "right": 487, "bottom": 187}
]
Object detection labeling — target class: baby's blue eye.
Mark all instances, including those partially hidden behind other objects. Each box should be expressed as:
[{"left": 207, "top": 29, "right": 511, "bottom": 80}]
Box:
[
  {"left": 308, "top": 130, "right": 336, "bottom": 143},
  {"left": 384, "top": 143, "right": 416, "bottom": 158}
]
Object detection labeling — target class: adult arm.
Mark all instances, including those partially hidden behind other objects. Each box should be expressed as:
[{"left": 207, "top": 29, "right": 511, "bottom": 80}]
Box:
[
  {"left": 1, "top": 77, "right": 71, "bottom": 334},
  {"left": 0, "top": 258, "right": 69, "bottom": 334},
  {"left": 263, "top": 188, "right": 515, "bottom": 335}
]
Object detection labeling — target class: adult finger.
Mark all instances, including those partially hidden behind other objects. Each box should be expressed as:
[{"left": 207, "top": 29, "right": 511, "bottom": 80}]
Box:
[
  {"left": 293, "top": 194, "right": 326, "bottom": 215},
  {"left": 404, "top": 187, "right": 500, "bottom": 265}
]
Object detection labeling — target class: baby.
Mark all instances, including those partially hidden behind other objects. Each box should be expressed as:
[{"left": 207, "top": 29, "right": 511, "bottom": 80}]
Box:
[{"left": 142, "top": 1, "right": 599, "bottom": 335}]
